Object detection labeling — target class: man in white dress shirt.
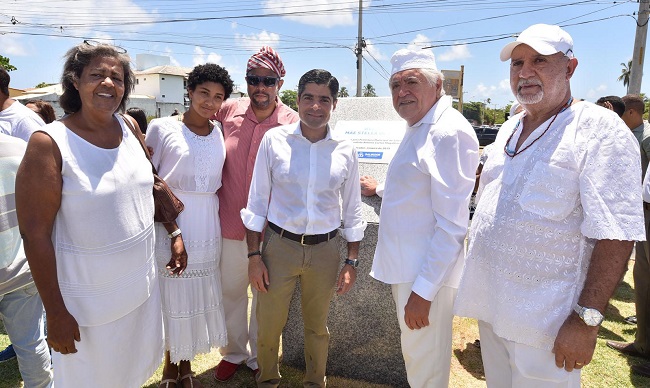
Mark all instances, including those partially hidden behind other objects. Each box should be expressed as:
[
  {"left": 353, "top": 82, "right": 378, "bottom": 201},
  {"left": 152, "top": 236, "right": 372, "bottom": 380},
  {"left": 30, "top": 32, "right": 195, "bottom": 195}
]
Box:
[
  {"left": 454, "top": 24, "right": 645, "bottom": 387},
  {"left": 241, "top": 69, "right": 366, "bottom": 388},
  {"left": 360, "top": 49, "right": 479, "bottom": 387}
]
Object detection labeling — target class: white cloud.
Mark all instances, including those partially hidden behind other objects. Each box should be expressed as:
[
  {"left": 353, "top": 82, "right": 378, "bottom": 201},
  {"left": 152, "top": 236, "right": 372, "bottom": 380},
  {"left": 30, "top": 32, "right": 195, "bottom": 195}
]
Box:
[
  {"left": 0, "top": 35, "right": 27, "bottom": 56},
  {"left": 262, "top": 0, "right": 367, "bottom": 28},
  {"left": 234, "top": 31, "right": 281, "bottom": 53},
  {"left": 586, "top": 84, "right": 608, "bottom": 99},
  {"left": 437, "top": 44, "right": 471, "bottom": 62},
  {"left": 407, "top": 34, "right": 432, "bottom": 51},
  {"left": 192, "top": 46, "right": 223, "bottom": 66},
  {"left": 468, "top": 81, "right": 517, "bottom": 106},
  {"left": 364, "top": 39, "right": 385, "bottom": 61},
  {"left": 164, "top": 48, "right": 181, "bottom": 67}
]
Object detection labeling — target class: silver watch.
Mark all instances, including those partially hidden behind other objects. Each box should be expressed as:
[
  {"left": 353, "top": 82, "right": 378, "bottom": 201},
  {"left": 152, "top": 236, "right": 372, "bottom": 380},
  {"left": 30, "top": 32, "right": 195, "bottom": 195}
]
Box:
[{"left": 573, "top": 304, "right": 604, "bottom": 326}]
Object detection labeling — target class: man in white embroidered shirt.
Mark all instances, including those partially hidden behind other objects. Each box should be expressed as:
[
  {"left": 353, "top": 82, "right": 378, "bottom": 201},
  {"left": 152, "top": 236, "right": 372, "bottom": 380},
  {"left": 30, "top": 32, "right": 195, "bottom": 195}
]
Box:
[
  {"left": 241, "top": 69, "right": 366, "bottom": 388},
  {"left": 360, "top": 49, "right": 479, "bottom": 387},
  {"left": 454, "top": 24, "right": 645, "bottom": 387}
]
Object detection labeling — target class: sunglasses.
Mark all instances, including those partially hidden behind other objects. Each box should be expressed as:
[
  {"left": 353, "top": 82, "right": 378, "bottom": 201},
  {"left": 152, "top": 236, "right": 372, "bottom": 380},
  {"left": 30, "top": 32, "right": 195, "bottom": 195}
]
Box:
[{"left": 246, "top": 76, "right": 280, "bottom": 87}]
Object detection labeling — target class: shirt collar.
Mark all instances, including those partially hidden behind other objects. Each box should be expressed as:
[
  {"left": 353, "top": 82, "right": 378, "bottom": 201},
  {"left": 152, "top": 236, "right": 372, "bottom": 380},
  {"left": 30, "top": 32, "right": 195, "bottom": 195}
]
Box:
[
  {"left": 290, "top": 122, "right": 341, "bottom": 142},
  {"left": 410, "top": 95, "right": 452, "bottom": 128}
]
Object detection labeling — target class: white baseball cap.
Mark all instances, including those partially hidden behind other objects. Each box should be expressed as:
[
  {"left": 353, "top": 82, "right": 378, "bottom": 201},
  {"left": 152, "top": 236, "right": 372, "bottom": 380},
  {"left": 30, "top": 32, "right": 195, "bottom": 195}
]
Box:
[
  {"left": 390, "top": 49, "right": 438, "bottom": 77},
  {"left": 500, "top": 24, "right": 574, "bottom": 62}
]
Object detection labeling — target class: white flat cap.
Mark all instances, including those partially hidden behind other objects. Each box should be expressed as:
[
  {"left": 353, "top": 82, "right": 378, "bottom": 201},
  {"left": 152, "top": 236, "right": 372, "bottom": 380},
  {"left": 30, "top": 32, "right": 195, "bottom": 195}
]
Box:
[
  {"left": 500, "top": 24, "right": 574, "bottom": 61},
  {"left": 390, "top": 49, "right": 438, "bottom": 77}
]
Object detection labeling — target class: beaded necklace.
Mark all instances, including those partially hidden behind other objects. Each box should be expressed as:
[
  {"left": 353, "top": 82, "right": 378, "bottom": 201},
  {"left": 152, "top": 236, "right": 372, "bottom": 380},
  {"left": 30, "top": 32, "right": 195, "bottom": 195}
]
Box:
[{"left": 504, "top": 96, "right": 573, "bottom": 158}]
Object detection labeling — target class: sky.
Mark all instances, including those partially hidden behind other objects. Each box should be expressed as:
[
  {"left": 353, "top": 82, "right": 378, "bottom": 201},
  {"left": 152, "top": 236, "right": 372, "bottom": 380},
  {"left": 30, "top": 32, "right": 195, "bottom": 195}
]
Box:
[{"left": 0, "top": 0, "right": 646, "bottom": 108}]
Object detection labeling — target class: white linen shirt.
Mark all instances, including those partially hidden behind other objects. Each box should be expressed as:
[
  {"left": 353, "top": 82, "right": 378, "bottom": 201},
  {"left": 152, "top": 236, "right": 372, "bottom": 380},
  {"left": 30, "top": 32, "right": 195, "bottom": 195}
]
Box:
[
  {"left": 241, "top": 122, "right": 366, "bottom": 242},
  {"left": 455, "top": 102, "right": 645, "bottom": 351},
  {"left": 370, "top": 95, "right": 479, "bottom": 301}
]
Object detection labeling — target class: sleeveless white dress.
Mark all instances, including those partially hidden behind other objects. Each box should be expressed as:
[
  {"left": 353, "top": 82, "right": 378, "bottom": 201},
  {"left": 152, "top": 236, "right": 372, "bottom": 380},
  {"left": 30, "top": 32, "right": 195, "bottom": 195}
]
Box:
[
  {"left": 145, "top": 117, "right": 227, "bottom": 363},
  {"left": 45, "top": 115, "right": 163, "bottom": 387}
]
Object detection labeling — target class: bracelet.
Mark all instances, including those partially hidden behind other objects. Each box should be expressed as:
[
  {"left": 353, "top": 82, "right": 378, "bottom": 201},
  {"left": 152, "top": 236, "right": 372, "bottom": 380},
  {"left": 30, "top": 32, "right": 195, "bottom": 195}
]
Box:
[
  {"left": 167, "top": 229, "right": 182, "bottom": 239},
  {"left": 247, "top": 250, "right": 262, "bottom": 258}
]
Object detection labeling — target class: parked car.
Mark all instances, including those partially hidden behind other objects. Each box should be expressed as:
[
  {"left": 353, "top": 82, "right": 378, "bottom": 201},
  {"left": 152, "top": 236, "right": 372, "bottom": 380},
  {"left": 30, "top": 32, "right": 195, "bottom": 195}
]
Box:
[{"left": 474, "top": 125, "right": 500, "bottom": 146}]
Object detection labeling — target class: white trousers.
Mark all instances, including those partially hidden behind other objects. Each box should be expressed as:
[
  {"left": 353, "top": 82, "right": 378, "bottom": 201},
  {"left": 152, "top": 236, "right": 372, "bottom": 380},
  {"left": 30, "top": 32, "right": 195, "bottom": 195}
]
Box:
[
  {"left": 478, "top": 321, "right": 581, "bottom": 388},
  {"left": 392, "top": 283, "right": 456, "bottom": 388},
  {"left": 218, "top": 238, "right": 258, "bottom": 369}
]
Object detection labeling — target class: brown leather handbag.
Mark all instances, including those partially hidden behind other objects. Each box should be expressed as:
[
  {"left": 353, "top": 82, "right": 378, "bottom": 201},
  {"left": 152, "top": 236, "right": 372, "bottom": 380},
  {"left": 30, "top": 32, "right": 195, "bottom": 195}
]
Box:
[{"left": 120, "top": 114, "right": 184, "bottom": 223}]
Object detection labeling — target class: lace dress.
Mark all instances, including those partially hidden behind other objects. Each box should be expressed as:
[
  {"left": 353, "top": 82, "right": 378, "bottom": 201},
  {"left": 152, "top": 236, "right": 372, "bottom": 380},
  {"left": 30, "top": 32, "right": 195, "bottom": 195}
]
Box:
[{"left": 146, "top": 117, "right": 227, "bottom": 362}]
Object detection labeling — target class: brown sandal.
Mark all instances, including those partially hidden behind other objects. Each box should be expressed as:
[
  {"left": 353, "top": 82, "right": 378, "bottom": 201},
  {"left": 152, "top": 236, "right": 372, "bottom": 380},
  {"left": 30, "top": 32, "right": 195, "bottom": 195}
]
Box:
[
  {"left": 158, "top": 378, "right": 178, "bottom": 388},
  {"left": 179, "top": 372, "right": 202, "bottom": 388}
]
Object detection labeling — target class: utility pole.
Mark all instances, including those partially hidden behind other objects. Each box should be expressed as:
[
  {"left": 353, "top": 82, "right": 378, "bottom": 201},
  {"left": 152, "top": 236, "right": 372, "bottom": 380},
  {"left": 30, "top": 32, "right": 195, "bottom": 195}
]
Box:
[
  {"left": 630, "top": 0, "right": 650, "bottom": 95},
  {"left": 355, "top": 0, "right": 364, "bottom": 97}
]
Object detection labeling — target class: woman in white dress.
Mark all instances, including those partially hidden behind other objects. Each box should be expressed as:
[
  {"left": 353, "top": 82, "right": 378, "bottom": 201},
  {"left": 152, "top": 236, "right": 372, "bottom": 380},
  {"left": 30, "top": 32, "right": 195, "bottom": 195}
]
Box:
[
  {"left": 145, "top": 63, "right": 233, "bottom": 388},
  {"left": 15, "top": 41, "right": 163, "bottom": 387}
]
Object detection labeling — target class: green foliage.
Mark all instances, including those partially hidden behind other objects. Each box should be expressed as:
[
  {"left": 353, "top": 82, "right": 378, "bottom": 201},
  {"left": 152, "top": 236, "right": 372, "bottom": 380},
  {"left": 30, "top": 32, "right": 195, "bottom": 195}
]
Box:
[
  {"left": 338, "top": 86, "right": 349, "bottom": 98},
  {"left": 463, "top": 101, "right": 483, "bottom": 124},
  {"left": 34, "top": 82, "right": 54, "bottom": 89},
  {"left": 280, "top": 89, "right": 298, "bottom": 111},
  {"left": 0, "top": 55, "right": 16, "bottom": 72},
  {"left": 362, "top": 84, "right": 377, "bottom": 97},
  {"left": 618, "top": 60, "right": 632, "bottom": 93}
]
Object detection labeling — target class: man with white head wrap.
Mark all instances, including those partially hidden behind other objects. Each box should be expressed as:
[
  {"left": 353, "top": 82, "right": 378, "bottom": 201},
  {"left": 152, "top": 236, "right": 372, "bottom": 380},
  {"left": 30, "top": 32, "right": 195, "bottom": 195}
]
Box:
[{"left": 361, "top": 48, "right": 479, "bottom": 387}]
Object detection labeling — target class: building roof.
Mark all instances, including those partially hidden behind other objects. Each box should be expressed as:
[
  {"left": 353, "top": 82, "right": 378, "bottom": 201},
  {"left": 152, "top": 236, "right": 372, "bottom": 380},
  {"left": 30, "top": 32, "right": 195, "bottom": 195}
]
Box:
[{"left": 135, "top": 65, "right": 191, "bottom": 77}]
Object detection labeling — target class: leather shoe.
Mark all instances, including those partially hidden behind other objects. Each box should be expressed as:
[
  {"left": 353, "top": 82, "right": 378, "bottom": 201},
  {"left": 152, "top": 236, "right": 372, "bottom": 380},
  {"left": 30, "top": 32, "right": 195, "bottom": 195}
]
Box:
[
  {"left": 632, "top": 362, "right": 650, "bottom": 378},
  {"left": 214, "top": 360, "right": 240, "bottom": 382},
  {"left": 606, "top": 341, "right": 650, "bottom": 359}
]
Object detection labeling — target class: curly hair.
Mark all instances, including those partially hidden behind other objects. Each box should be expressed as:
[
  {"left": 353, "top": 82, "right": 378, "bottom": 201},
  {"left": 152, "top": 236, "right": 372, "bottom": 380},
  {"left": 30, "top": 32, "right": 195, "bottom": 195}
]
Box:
[
  {"left": 59, "top": 42, "right": 134, "bottom": 113},
  {"left": 187, "top": 63, "right": 234, "bottom": 100}
]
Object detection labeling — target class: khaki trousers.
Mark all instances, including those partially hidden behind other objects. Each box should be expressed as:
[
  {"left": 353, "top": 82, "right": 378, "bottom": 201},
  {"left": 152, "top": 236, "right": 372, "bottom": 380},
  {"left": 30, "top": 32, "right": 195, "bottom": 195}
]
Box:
[
  {"left": 634, "top": 205, "right": 650, "bottom": 355},
  {"left": 256, "top": 226, "right": 340, "bottom": 388},
  {"left": 219, "top": 238, "right": 258, "bottom": 369}
]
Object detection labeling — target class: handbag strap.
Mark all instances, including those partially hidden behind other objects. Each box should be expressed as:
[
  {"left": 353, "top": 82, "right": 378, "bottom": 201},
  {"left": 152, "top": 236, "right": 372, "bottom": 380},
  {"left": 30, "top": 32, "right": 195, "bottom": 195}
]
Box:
[{"left": 120, "top": 113, "right": 158, "bottom": 175}]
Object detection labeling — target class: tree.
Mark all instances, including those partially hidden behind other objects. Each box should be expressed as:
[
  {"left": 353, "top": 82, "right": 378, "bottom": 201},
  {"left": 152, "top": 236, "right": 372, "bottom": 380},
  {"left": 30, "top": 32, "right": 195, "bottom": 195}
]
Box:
[
  {"left": 338, "top": 87, "right": 349, "bottom": 98},
  {"left": 462, "top": 101, "right": 483, "bottom": 124},
  {"left": 362, "top": 84, "right": 377, "bottom": 97},
  {"left": 0, "top": 55, "right": 17, "bottom": 71},
  {"left": 280, "top": 89, "right": 298, "bottom": 111},
  {"left": 35, "top": 82, "right": 55, "bottom": 89},
  {"left": 618, "top": 60, "right": 632, "bottom": 93}
]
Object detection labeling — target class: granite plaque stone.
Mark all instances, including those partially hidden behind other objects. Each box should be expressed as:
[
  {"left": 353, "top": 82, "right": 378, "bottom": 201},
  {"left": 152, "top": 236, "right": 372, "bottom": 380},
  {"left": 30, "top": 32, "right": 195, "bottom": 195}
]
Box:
[{"left": 280, "top": 97, "right": 410, "bottom": 387}]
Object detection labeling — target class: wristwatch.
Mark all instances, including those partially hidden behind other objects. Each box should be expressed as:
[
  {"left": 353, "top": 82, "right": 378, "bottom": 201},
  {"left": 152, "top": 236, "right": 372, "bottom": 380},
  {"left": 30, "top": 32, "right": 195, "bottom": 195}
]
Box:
[
  {"left": 344, "top": 259, "right": 359, "bottom": 268},
  {"left": 573, "top": 304, "right": 604, "bottom": 326}
]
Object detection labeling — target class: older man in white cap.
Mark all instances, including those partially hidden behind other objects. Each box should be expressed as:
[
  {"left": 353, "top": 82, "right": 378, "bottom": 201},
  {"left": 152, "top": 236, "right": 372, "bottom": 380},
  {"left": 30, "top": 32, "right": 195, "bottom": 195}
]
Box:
[
  {"left": 454, "top": 24, "right": 645, "bottom": 387},
  {"left": 360, "top": 49, "right": 478, "bottom": 387}
]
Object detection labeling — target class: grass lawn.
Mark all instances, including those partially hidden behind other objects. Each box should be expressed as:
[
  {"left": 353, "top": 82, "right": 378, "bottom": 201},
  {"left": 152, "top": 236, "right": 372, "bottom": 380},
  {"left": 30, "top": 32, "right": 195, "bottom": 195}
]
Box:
[{"left": 1, "top": 258, "right": 649, "bottom": 388}]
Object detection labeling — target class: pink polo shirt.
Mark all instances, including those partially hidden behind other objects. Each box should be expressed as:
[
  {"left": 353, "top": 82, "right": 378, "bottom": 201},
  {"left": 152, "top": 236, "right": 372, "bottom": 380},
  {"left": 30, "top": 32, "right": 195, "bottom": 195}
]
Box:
[{"left": 215, "top": 97, "right": 299, "bottom": 240}]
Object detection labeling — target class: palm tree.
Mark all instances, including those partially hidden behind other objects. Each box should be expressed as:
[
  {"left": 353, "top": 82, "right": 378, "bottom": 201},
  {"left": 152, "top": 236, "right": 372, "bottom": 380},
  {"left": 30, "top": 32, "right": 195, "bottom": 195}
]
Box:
[
  {"left": 618, "top": 60, "right": 632, "bottom": 93},
  {"left": 362, "top": 84, "right": 377, "bottom": 97},
  {"left": 338, "top": 87, "right": 349, "bottom": 98}
]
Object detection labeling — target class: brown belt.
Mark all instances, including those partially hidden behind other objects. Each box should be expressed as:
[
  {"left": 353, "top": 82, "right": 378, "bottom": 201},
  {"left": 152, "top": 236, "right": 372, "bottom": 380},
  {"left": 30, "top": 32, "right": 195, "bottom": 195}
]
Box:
[{"left": 268, "top": 222, "right": 338, "bottom": 246}]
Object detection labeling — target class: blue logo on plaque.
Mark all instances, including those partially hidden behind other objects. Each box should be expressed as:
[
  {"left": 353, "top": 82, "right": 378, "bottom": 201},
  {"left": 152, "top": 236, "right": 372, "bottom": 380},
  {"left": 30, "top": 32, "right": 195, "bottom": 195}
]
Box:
[{"left": 358, "top": 151, "right": 383, "bottom": 159}]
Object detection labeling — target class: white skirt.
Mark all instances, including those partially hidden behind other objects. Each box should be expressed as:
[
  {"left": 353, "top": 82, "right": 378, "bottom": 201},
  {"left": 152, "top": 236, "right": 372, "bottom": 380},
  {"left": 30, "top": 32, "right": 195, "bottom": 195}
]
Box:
[
  {"left": 156, "top": 190, "right": 227, "bottom": 363},
  {"left": 52, "top": 285, "right": 163, "bottom": 387}
]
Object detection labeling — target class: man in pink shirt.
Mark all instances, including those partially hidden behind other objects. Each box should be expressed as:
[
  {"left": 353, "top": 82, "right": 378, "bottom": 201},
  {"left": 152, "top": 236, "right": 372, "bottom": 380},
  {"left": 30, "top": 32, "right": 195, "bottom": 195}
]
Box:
[{"left": 213, "top": 46, "right": 298, "bottom": 382}]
